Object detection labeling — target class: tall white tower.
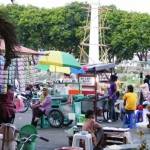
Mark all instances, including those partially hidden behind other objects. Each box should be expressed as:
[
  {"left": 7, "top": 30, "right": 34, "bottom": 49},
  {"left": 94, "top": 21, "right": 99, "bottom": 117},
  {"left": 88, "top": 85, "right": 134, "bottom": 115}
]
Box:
[
  {"left": 88, "top": 0, "right": 100, "bottom": 64},
  {"left": 80, "top": 0, "right": 109, "bottom": 64}
]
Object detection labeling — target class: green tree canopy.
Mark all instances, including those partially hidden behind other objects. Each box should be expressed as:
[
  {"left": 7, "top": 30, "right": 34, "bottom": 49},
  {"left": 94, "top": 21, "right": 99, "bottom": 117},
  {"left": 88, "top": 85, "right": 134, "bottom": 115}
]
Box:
[
  {"left": 1, "top": 3, "right": 150, "bottom": 62},
  {"left": 105, "top": 7, "right": 150, "bottom": 62},
  {"left": 0, "top": 2, "right": 87, "bottom": 58}
]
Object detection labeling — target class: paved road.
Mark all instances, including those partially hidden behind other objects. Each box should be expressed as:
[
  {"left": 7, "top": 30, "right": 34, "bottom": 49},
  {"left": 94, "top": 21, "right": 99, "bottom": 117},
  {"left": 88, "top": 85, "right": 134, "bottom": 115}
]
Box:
[
  {"left": 14, "top": 110, "right": 122, "bottom": 150},
  {"left": 14, "top": 110, "right": 68, "bottom": 150},
  {"left": 14, "top": 110, "right": 150, "bottom": 150}
]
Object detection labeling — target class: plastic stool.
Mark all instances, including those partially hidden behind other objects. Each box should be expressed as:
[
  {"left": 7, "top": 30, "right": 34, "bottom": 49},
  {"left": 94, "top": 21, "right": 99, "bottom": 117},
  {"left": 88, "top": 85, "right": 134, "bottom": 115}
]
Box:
[
  {"left": 40, "top": 115, "right": 50, "bottom": 128},
  {"left": 72, "top": 132, "right": 93, "bottom": 150},
  {"left": 123, "top": 112, "right": 136, "bottom": 129}
]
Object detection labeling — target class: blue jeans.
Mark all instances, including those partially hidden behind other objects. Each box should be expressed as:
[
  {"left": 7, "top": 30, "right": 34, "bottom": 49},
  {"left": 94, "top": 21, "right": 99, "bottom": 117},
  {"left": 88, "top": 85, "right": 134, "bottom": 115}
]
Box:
[{"left": 123, "top": 110, "right": 136, "bottom": 129}]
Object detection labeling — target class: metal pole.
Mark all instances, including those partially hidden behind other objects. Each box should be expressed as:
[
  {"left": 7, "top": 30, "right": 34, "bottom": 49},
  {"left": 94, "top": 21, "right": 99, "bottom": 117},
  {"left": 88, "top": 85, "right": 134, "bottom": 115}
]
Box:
[{"left": 93, "top": 67, "right": 98, "bottom": 121}]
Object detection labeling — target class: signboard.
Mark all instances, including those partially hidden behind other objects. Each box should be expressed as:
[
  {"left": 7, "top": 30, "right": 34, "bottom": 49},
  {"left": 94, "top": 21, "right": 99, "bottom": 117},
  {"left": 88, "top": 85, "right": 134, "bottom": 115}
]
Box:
[
  {"left": 54, "top": 83, "right": 80, "bottom": 95},
  {"left": 78, "top": 75, "right": 96, "bottom": 95},
  {"left": 79, "top": 76, "right": 95, "bottom": 86}
]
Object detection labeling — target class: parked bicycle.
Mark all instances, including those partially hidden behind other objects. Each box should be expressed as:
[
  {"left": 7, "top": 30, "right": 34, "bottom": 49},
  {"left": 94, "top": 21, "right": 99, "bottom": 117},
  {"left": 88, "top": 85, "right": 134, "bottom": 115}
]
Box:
[
  {"left": 17, "top": 133, "right": 49, "bottom": 150},
  {"left": 0, "top": 123, "right": 49, "bottom": 150}
]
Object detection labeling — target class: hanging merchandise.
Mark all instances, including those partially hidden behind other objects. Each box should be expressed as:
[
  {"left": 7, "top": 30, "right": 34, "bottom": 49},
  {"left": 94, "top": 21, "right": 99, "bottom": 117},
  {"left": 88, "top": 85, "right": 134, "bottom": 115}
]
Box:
[
  {"left": 1, "top": 54, "right": 39, "bottom": 93},
  {"left": 8, "top": 58, "right": 16, "bottom": 86},
  {"left": 0, "top": 55, "right": 8, "bottom": 94},
  {"left": 25, "top": 56, "right": 31, "bottom": 84},
  {"left": 17, "top": 57, "right": 26, "bottom": 92},
  {"left": 26, "top": 55, "right": 37, "bottom": 84}
]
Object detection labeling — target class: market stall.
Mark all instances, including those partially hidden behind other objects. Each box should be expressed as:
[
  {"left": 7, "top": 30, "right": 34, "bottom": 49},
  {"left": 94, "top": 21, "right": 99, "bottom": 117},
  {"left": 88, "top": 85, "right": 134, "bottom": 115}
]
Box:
[{"left": 0, "top": 39, "right": 43, "bottom": 93}]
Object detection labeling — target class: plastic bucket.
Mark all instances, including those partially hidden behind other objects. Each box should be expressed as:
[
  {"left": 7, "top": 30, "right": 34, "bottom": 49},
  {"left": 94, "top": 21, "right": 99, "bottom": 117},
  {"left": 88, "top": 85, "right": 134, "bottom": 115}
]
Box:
[
  {"left": 18, "top": 124, "right": 37, "bottom": 150},
  {"left": 20, "top": 141, "right": 36, "bottom": 150}
]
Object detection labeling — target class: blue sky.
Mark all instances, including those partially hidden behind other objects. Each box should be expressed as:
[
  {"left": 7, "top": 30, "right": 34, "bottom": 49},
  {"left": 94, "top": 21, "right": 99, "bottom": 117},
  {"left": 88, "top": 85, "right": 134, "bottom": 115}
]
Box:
[{"left": 0, "top": 0, "right": 150, "bottom": 14}]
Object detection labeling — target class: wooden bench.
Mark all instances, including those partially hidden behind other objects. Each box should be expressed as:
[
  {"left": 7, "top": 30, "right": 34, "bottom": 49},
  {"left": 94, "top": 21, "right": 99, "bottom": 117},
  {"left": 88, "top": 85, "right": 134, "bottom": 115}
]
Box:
[{"left": 103, "top": 127, "right": 129, "bottom": 146}]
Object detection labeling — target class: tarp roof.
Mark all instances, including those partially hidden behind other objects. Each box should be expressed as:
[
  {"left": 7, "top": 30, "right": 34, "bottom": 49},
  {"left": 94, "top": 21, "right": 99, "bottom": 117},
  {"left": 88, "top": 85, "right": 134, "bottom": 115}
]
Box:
[
  {"left": 0, "top": 39, "right": 42, "bottom": 55},
  {"left": 83, "top": 63, "right": 115, "bottom": 73}
]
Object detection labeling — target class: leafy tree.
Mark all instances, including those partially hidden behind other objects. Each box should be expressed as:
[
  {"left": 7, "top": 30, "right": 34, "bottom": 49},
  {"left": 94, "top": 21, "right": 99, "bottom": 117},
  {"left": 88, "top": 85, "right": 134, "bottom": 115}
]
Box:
[
  {"left": 105, "top": 7, "right": 150, "bottom": 62},
  {"left": 1, "top": 2, "right": 87, "bottom": 58},
  {"left": 1, "top": 3, "right": 150, "bottom": 62}
]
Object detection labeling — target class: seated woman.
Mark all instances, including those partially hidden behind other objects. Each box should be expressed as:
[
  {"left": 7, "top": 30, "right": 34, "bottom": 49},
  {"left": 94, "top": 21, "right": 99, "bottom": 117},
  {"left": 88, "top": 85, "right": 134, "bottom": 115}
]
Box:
[
  {"left": 82, "top": 110, "right": 104, "bottom": 150},
  {"left": 31, "top": 87, "right": 51, "bottom": 127},
  {"left": 0, "top": 85, "right": 16, "bottom": 124}
]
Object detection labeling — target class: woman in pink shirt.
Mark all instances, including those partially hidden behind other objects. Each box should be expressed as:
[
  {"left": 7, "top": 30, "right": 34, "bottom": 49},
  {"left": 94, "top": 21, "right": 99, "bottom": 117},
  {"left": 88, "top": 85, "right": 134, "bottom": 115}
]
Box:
[
  {"left": 82, "top": 110, "right": 104, "bottom": 149},
  {"left": 31, "top": 87, "right": 51, "bottom": 127}
]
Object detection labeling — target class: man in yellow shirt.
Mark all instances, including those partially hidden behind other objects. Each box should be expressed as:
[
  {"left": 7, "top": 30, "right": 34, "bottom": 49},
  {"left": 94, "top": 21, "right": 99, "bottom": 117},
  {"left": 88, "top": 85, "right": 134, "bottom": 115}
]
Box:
[
  {"left": 123, "top": 85, "right": 137, "bottom": 128},
  {"left": 123, "top": 85, "right": 137, "bottom": 111}
]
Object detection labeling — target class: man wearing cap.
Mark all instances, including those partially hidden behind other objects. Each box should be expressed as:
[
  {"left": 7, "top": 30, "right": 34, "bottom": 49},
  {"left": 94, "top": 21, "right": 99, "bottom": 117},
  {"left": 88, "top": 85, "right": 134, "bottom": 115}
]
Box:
[{"left": 31, "top": 87, "right": 51, "bottom": 127}]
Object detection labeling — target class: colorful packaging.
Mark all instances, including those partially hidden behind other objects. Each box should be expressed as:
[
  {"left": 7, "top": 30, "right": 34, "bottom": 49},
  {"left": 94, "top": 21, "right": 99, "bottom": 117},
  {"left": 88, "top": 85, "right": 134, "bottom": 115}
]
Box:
[{"left": 0, "top": 55, "right": 7, "bottom": 94}]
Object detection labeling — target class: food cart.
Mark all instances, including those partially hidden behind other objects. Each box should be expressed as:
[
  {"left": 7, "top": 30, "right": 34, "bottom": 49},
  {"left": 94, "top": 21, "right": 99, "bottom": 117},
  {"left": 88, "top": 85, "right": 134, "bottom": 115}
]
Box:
[
  {"left": 78, "top": 63, "right": 116, "bottom": 120},
  {"left": 40, "top": 63, "right": 115, "bottom": 128}
]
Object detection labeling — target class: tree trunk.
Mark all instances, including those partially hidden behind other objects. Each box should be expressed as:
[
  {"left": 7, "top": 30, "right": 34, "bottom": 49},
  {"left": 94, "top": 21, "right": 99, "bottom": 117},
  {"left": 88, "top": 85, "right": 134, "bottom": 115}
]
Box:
[
  {"left": 0, "top": 17, "right": 17, "bottom": 68},
  {"left": 136, "top": 51, "right": 148, "bottom": 62}
]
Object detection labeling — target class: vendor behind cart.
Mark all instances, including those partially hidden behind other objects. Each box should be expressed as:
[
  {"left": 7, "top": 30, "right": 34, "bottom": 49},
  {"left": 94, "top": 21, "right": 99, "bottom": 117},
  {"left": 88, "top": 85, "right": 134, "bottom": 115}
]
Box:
[{"left": 108, "top": 74, "right": 119, "bottom": 122}]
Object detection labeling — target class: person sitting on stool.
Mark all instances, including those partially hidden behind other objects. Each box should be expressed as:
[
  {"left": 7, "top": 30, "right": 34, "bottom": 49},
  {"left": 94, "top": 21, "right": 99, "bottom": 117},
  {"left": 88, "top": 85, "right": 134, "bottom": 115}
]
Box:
[
  {"left": 31, "top": 87, "right": 51, "bottom": 127},
  {"left": 82, "top": 110, "right": 104, "bottom": 150}
]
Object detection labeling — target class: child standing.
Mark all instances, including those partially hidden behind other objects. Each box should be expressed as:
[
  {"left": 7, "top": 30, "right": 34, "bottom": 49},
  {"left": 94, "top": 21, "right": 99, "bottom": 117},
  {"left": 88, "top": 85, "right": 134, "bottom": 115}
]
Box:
[{"left": 123, "top": 85, "right": 137, "bottom": 128}]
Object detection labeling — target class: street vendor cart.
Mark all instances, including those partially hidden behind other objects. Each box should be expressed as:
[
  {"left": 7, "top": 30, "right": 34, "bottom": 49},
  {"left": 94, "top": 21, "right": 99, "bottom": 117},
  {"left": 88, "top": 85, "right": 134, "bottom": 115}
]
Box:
[{"left": 78, "top": 63, "right": 116, "bottom": 121}]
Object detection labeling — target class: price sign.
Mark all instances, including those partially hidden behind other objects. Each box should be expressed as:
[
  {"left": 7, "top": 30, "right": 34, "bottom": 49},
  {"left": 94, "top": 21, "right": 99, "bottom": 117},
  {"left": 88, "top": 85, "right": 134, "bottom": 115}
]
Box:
[{"left": 79, "top": 77, "right": 95, "bottom": 86}]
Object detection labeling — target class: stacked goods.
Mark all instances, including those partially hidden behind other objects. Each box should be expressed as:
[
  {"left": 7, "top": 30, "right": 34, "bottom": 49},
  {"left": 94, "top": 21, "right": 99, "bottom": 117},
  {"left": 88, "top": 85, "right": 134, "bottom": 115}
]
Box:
[
  {"left": 0, "top": 55, "right": 8, "bottom": 94},
  {"left": 8, "top": 57, "right": 27, "bottom": 92},
  {"left": 17, "top": 58, "right": 26, "bottom": 92},
  {"left": 14, "top": 56, "right": 37, "bottom": 91},
  {"left": 1, "top": 55, "right": 37, "bottom": 93},
  {"left": 8, "top": 59, "right": 16, "bottom": 86}
]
